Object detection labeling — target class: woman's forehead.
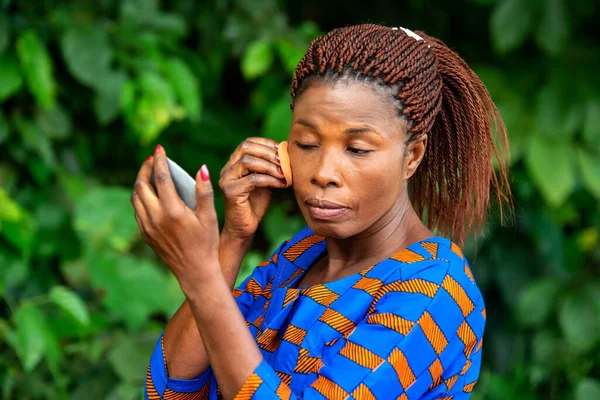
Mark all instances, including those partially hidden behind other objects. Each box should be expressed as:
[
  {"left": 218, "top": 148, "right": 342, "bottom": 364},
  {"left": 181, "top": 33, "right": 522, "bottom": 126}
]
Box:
[{"left": 292, "top": 80, "right": 405, "bottom": 135}]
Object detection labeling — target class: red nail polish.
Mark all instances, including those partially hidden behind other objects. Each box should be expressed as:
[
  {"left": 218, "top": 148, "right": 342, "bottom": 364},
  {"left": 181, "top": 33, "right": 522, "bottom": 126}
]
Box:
[
  {"left": 200, "top": 164, "right": 210, "bottom": 181},
  {"left": 275, "top": 142, "right": 279, "bottom": 150},
  {"left": 280, "top": 179, "right": 287, "bottom": 186},
  {"left": 278, "top": 166, "right": 283, "bottom": 175},
  {"left": 146, "top": 155, "right": 153, "bottom": 161},
  {"left": 276, "top": 156, "right": 281, "bottom": 164},
  {"left": 155, "top": 144, "right": 163, "bottom": 153}
]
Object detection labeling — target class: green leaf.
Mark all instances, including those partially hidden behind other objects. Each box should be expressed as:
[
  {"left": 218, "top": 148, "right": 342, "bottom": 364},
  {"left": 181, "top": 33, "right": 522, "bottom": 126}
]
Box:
[
  {"left": 120, "top": 0, "right": 186, "bottom": 37},
  {"left": 2, "top": 217, "right": 36, "bottom": 253},
  {"left": 0, "top": 253, "right": 29, "bottom": 292},
  {"left": 13, "top": 303, "right": 47, "bottom": 372},
  {"left": 108, "top": 333, "right": 156, "bottom": 382},
  {"left": 262, "top": 95, "right": 292, "bottom": 142},
  {"left": 58, "top": 172, "right": 90, "bottom": 204},
  {"left": 575, "top": 378, "right": 600, "bottom": 400},
  {"left": 0, "top": 53, "right": 23, "bottom": 102},
  {"left": 0, "top": 318, "right": 15, "bottom": 346},
  {"left": 122, "top": 72, "right": 179, "bottom": 144},
  {"left": 558, "top": 292, "right": 598, "bottom": 354},
  {"left": 516, "top": 278, "right": 560, "bottom": 327},
  {"left": 490, "top": 0, "right": 533, "bottom": 54},
  {"left": 263, "top": 204, "right": 305, "bottom": 246},
  {"left": 2, "top": 371, "right": 17, "bottom": 400},
  {"left": 0, "top": 190, "right": 37, "bottom": 252},
  {"left": 36, "top": 106, "right": 72, "bottom": 140},
  {"left": 42, "top": 322, "right": 62, "bottom": 377},
  {"left": 74, "top": 187, "right": 140, "bottom": 252},
  {"left": 16, "top": 30, "right": 56, "bottom": 110},
  {"left": 14, "top": 118, "right": 56, "bottom": 167},
  {"left": 583, "top": 98, "right": 600, "bottom": 150},
  {"left": 276, "top": 40, "right": 305, "bottom": 75},
  {"left": 49, "top": 286, "right": 90, "bottom": 327},
  {"left": 577, "top": 147, "right": 600, "bottom": 199},
  {"left": 0, "top": 14, "right": 8, "bottom": 54},
  {"left": 532, "top": 330, "right": 562, "bottom": 367},
  {"left": 162, "top": 58, "right": 202, "bottom": 121},
  {"left": 241, "top": 40, "right": 274, "bottom": 80},
  {"left": 120, "top": 0, "right": 159, "bottom": 22},
  {"left": 0, "top": 187, "right": 23, "bottom": 221},
  {"left": 534, "top": 83, "right": 582, "bottom": 140},
  {"left": 88, "top": 251, "right": 183, "bottom": 328},
  {"left": 526, "top": 135, "right": 576, "bottom": 207},
  {"left": 60, "top": 26, "right": 113, "bottom": 89},
  {"left": 0, "top": 111, "right": 9, "bottom": 144},
  {"left": 536, "top": 0, "right": 570, "bottom": 56},
  {"left": 152, "top": 13, "right": 187, "bottom": 37},
  {"left": 94, "top": 70, "right": 127, "bottom": 125}
]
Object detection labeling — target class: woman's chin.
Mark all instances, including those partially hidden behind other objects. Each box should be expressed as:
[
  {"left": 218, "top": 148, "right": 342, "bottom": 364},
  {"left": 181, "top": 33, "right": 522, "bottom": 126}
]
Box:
[{"left": 305, "top": 220, "right": 353, "bottom": 240}]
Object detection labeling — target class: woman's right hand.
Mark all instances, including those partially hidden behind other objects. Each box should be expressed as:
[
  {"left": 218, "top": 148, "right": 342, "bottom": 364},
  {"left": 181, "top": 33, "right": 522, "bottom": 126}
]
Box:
[{"left": 218, "top": 137, "right": 287, "bottom": 240}]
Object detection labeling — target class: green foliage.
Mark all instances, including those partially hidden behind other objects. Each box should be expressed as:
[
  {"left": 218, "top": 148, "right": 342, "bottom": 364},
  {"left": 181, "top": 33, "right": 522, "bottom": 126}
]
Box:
[
  {"left": 0, "top": 53, "right": 22, "bottom": 102},
  {"left": 0, "top": 0, "right": 599, "bottom": 399},
  {"left": 16, "top": 30, "right": 56, "bottom": 110},
  {"left": 242, "top": 40, "right": 275, "bottom": 80}
]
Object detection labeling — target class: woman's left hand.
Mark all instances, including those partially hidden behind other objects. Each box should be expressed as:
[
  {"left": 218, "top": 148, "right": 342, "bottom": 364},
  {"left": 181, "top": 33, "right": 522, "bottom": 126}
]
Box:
[{"left": 130, "top": 145, "right": 221, "bottom": 295}]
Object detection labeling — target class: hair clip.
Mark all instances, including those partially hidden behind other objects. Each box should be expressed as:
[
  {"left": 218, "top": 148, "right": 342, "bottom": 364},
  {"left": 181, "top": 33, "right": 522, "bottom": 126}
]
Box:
[{"left": 391, "top": 26, "right": 431, "bottom": 48}]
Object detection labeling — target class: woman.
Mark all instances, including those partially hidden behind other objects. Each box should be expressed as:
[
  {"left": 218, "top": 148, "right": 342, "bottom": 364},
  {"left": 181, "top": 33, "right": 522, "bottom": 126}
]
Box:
[{"left": 133, "top": 24, "right": 510, "bottom": 399}]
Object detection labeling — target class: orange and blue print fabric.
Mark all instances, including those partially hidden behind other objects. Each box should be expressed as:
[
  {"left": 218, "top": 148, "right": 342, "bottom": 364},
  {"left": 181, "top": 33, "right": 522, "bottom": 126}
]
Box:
[{"left": 145, "top": 227, "right": 485, "bottom": 399}]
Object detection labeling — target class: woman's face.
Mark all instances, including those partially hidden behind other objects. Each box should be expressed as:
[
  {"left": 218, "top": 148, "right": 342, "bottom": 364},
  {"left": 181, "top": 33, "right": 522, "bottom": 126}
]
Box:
[{"left": 289, "top": 79, "right": 420, "bottom": 239}]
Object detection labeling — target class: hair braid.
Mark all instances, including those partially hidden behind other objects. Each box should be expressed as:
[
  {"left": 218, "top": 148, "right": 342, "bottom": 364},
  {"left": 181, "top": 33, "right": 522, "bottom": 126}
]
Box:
[{"left": 290, "top": 24, "right": 512, "bottom": 245}]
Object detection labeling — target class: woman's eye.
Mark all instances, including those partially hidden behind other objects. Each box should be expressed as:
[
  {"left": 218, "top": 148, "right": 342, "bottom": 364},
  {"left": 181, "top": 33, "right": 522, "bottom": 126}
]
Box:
[
  {"left": 347, "top": 147, "right": 371, "bottom": 155},
  {"left": 296, "top": 142, "right": 318, "bottom": 150}
]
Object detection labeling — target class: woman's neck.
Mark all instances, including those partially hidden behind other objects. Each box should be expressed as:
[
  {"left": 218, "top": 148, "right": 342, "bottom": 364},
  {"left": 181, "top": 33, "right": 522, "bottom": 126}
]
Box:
[{"left": 318, "top": 198, "right": 434, "bottom": 280}]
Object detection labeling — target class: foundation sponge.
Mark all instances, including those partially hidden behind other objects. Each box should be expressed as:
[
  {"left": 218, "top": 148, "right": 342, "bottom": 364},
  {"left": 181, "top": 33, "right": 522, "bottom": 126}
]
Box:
[{"left": 278, "top": 141, "right": 292, "bottom": 187}]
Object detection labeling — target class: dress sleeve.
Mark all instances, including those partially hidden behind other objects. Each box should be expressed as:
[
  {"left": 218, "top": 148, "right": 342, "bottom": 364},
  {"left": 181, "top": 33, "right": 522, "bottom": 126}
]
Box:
[
  {"left": 232, "top": 265, "right": 486, "bottom": 400},
  {"left": 145, "top": 333, "right": 214, "bottom": 399},
  {"left": 144, "top": 240, "right": 288, "bottom": 400},
  {"left": 232, "top": 239, "right": 287, "bottom": 318}
]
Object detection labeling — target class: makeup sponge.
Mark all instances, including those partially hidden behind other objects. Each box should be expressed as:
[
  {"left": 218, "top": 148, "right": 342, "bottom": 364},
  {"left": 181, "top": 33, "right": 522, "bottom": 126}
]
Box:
[{"left": 278, "top": 141, "right": 293, "bottom": 187}]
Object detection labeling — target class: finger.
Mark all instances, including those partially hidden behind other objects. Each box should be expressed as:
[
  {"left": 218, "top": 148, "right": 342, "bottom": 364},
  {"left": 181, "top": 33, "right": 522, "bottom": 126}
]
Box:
[
  {"left": 135, "top": 156, "right": 160, "bottom": 213},
  {"left": 223, "top": 139, "right": 280, "bottom": 175},
  {"left": 131, "top": 189, "right": 150, "bottom": 234},
  {"left": 229, "top": 154, "right": 285, "bottom": 181},
  {"left": 221, "top": 173, "right": 287, "bottom": 197},
  {"left": 152, "top": 145, "right": 181, "bottom": 207},
  {"left": 195, "top": 165, "right": 218, "bottom": 225},
  {"left": 245, "top": 137, "right": 279, "bottom": 150},
  {"left": 134, "top": 210, "right": 156, "bottom": 248}
]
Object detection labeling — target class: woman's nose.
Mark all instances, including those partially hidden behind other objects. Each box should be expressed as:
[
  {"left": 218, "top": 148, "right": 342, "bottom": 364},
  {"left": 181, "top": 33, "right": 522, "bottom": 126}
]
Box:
[{"left": 311, "top": 151, "right": 342, "bottom": 188}]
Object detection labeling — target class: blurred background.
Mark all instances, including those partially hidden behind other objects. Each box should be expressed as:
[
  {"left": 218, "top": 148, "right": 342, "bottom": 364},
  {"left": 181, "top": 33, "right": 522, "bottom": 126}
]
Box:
[{"left": 0, "top": 0, "right": 599, "bottom": 399}]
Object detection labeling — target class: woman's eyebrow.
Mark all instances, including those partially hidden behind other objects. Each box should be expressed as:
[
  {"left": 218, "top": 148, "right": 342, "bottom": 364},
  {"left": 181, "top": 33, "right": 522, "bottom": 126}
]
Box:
[
  {"left": 295, "top": 119, "right": 318, "bottom": 130},
  {"left": 344, "top": 127, "right": 381, "bottom": 136},
  {"left": 295, "top": 119, "right": 381, "bottom": 136}
]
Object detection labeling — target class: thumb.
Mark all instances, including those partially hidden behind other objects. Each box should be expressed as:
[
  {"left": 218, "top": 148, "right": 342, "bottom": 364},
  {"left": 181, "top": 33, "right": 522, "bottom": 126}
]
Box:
[{"left": 194, "top": 164, "right": 218, "bottom": 223}]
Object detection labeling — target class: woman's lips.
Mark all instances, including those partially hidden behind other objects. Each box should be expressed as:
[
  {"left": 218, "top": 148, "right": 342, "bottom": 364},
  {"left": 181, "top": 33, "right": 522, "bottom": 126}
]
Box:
[
  {"left": 304, "top": 198, "right": 349, "bottom": 220},
  {"left": 307, "top": 206, "right": 349, "bottom": 220}
]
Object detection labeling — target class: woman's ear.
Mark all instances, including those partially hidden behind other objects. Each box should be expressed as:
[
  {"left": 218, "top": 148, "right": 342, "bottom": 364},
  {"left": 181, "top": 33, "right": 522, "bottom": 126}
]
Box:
[{"left": 404, "top": 134, "right": 428, "bottom": 180}]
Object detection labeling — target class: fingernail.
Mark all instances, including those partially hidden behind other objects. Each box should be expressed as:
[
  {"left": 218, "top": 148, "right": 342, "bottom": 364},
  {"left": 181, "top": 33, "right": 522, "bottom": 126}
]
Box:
[
  {"left": 280, "top": 179, "right": 287, "bottom": 186},
  {"left": 155, "top": 144, "right": 163, "bottom": 153},
  {"left": 275, "top": 142, "right": 279, "bottom": 150},
  {"left": 276, "top": 156, "right": 281, "bottom": 164},
  {"left": 146, "top": 155, "right": 153, "bottom": 161},
  {"left": 278, "top": 166, "right": 283, "bottom": 175},
  {"left": 200, "top": 164, "right": 210, "bottom": 181}
]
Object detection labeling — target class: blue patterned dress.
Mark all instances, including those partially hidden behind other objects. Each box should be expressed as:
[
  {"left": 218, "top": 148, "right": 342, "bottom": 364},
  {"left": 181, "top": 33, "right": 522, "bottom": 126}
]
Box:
[{"left": 145, "top": 227, "right": 485, "bottom": 399}]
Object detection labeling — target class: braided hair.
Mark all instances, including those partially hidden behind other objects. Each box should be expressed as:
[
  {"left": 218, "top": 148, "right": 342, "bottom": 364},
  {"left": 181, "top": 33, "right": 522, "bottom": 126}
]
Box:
[{"left": 290, "top": 24, "right": 511, "bottom": 245}]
